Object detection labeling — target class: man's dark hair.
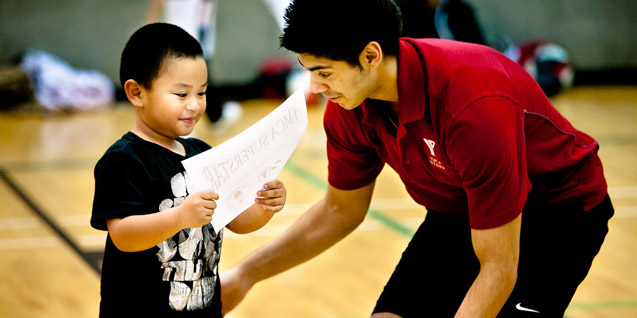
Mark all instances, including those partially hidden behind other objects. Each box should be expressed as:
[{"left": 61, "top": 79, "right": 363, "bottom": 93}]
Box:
[
  {"left": 119, "top": 23, "right": 203, "bottom": 88},
  {"left": 280, "top": 0, "right": 403, "bottom": 67}
]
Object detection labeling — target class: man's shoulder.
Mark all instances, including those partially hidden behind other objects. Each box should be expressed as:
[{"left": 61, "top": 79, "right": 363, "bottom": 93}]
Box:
[{"left": 401, "top": 37, "right": 504, "bottom": 70}]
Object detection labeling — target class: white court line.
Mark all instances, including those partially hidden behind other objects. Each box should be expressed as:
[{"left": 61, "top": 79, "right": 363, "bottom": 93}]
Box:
[
  {"left": 0, "top": 214, "right": 90, "bottom": 230},
  {"left": 0, "top": 236, "right": 60, "bottom": 249},
  {"left": 4, "top": 202, "right": 635, "bottom": 250},
  {"left": 2, "top": 190, "right": 636, "bottom": 247},
  {"left": 1, "top": 184, "right": 633, "bottom": 230},
  {"left": 0, "top": 217, "right": 41, "bottom": 230},
  {"left": 614, "top": 206, "right": 637, "bottom": 218},
  {"left": 0, "top": 234, "right": 107, "bottom": 250},
  {"left": 223, "top": 205, "right": 637, "bottom": 238},
  {"left": 2, "top": 204, "right": 636, "bottom": 248},
  {"left": 608, "top": 186, "right": 637, "bottom": 199}
]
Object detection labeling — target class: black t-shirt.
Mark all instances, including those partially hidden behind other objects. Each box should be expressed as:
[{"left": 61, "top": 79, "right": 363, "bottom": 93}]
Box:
[{"left": 91, "top": 132, "right": 222, "bottom": 318}]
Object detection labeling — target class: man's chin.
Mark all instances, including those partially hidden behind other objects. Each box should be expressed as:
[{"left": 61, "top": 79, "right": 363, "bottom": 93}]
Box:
[
  {"left": 326, "top": 96, "right": 359, "bottom": 110},
  {"left": 338, "top": 101, "right": 360, "bottom": 110}
]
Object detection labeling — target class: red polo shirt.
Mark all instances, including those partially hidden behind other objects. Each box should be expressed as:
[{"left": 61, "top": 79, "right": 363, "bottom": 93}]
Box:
[{"left": 325, "top": 38, "right": 607, "bottom": 229}]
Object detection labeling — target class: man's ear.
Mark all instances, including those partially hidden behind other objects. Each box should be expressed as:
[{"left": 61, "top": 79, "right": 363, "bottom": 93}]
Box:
[
  {"left": 361, "top": 41, "right": 383, "bottom": 69},
  {"left": 123, "top": 79, "right": 145, "bottom": 107}
]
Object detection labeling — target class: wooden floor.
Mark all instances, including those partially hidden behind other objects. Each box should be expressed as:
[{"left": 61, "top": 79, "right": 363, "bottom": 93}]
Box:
[{"left": 0, "top": 85, "right": 635, "bottom": 318}]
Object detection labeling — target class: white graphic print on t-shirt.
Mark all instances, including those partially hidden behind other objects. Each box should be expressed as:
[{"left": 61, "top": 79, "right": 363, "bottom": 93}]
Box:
[{"left": 156, "top": 172, "right": 222, "bottom": 311}]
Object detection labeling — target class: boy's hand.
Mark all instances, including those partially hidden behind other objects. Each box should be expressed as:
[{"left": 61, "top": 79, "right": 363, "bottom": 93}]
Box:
[
  {"left": 255, "top": 179, "right": 286, "bottom": 213},
  {"left": 175, "top": 190, "right": 219, "bottom": 228}
]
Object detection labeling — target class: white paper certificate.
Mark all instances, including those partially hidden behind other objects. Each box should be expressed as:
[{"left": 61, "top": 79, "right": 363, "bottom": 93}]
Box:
[{"left": 182, "top": 90, "right": 308, "bottom": 232}]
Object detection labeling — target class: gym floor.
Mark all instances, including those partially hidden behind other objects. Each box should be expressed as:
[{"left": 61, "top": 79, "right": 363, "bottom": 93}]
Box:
[{"left": 0, "top": 85, "right": 635, "bottom": 317}]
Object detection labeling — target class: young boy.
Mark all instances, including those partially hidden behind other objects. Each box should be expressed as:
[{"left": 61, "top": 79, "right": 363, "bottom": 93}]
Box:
[{"left": 90, "top": 23, "right": 287, "bottom": 317}]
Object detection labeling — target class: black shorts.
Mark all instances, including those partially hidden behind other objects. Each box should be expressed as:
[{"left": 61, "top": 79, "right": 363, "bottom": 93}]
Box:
[{"left": 373, "top": 195, "right": 614, "bottom": 318}]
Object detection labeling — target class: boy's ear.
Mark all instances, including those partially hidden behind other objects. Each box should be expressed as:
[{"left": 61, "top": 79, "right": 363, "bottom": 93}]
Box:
[
  {"left": 361, "top": 41, "right": 383, "bottom": 69},
  {"left": 123, "top": 79, "right": 145, "bottom": 107}
]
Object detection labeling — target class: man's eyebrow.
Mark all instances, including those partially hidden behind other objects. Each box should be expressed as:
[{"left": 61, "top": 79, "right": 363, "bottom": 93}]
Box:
[
  {"left": 297, "top": 57, "right": 329, "bottom": 72},
  {"left": 308, "top": 65, "right": 328, "bottom": 72}
]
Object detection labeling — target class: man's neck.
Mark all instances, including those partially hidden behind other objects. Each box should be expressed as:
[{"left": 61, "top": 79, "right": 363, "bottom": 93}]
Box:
[{"left": 369, "top": 56, "right": 398, "bottom": 103}]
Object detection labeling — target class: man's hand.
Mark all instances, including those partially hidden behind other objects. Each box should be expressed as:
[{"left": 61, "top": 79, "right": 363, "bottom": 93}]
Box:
[{"left": 220, "top": 267, "right": 253, "bottom": 315}]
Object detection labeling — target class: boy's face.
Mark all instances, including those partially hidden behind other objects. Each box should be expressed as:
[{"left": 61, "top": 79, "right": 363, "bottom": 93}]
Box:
[
  {"left": 298, "top": 53, "right": 378, "bottom": 110},
  {"left": 139, "top": 56, "right": 208, "bottom": 139}
]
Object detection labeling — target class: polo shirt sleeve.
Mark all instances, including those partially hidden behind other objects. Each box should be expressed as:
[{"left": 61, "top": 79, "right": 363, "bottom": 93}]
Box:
[
  {"left": 324, "top": 102, "right": 384, "bottom": 190},
  {"left": 445, "top": 95, "right": 531, "bottom": 229}
]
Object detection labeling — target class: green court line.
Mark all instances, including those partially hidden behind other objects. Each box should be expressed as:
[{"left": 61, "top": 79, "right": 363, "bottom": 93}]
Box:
[
  {"left": 333, "top": 299, "right": 637, "bottom": 318},
  {"left": 284, "top": 160, "right": 415, "bottom": 238},
  {"left": 566, "top": 300, "right": 637, "bottom": 311}
]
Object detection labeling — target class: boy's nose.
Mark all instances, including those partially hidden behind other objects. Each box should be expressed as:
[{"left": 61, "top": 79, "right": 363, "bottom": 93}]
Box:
[{"left": 185, "top": 99, "right": 201, "bottom": 112}]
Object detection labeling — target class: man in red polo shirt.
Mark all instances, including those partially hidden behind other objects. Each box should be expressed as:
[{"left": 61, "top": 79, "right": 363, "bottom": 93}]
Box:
[{"left": 220, "top": 0, "right": 614, "bottom": 317}]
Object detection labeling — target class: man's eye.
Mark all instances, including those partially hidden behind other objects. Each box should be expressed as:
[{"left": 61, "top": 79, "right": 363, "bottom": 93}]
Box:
[
  {"left": 174, "top": 93, "right": 187, "bottom": 98},
  {"left": 198, "top": 91, "right": 206, "bottom": 96},
  {"left": 318, "top": 73, "right": 330, "bottom": 78}
]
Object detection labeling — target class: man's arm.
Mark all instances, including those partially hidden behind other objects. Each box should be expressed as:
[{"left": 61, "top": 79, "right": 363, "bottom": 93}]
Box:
[
  {"left": 221, "top": 181, "right": 376, "bottom": 314},
  {"left": 455, "top": 213, "right": 521, "bottom": 317}
]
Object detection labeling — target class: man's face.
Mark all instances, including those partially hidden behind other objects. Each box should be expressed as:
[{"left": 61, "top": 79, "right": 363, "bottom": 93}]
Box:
[{"left": 298, "top": 53, "right": 378, "bottom": 110}]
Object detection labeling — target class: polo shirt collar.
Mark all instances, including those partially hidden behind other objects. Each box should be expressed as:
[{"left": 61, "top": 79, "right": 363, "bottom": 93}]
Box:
[
  {"left": 397, "top": 38, "right": 428, "bottom": 125},
  {"left": 360, "top": 38, "right": 428, "bottom": 134}
]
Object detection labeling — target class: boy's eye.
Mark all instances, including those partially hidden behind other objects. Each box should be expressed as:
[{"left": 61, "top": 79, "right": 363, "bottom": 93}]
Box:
[
  {"left": 174, "top": 93, "right": 187, "bottom": 98},
  {"left": 198, "top": 91, "right": 206, "bottom": 96},
  {"left": 318, "top": 72, "right": 330, "bottom": 79}
]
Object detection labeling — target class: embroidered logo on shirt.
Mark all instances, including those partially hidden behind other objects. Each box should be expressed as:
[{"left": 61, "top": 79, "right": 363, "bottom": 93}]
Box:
[
  {"left": 423, "top": 138, "right": 436, "bottom": 156},
  {"left": 423, "top": 138, "right": 446, "bottom": 171},
  {"left": 428, "top": 156, "right": 446, "bottom": 171}
]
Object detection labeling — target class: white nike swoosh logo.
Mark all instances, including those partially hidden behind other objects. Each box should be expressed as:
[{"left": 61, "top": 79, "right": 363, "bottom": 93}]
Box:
[{"left": 516, "top": 303, "right": 540, "bottom": 313}]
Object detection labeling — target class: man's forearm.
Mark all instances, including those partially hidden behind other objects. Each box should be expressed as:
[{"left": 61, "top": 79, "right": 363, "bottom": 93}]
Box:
[
  {"left": 455, "top": 262, "right": 517, "bottom": 317},
  {"left": 235, "top": 196, "right": 364, "bottom": 284},
  {"left": 456, "top": 214, "right": 521, "bottom": 317}
]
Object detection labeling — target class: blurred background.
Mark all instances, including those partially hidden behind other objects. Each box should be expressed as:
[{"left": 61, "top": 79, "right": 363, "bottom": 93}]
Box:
[
  {"left": 1, "top": 0, "right": 635, "bottom": 92},
  {"left": 0, "top": 1, "right": 635, "bottom": 317}
]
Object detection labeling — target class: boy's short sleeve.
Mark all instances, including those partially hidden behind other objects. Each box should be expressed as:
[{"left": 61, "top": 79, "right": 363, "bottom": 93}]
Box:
[{"left": 90, "top": 152, "right": 150, "bottom": 231}]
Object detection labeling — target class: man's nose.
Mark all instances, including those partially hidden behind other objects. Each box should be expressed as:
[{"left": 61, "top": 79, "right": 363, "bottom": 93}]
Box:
[{"left": 309, "top": 76, "right": 328, "bottom": 95}]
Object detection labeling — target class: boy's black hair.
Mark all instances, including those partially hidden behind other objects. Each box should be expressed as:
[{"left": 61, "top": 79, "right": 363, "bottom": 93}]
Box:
[
  {"left": 119, "top": 23, "right": 203, "bottom": 88},
  {"left": 280, "top": 0, "right": 403, "bottom": 67}
]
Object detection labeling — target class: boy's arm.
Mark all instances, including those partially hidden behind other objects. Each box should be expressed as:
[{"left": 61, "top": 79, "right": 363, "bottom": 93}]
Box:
[
  {"left": 106, "top": 190, "right": 218, "bottom": 252},
  {"left": 226, "top": 179, "right": 286, "bottom": 234}
]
